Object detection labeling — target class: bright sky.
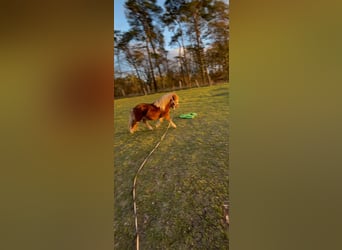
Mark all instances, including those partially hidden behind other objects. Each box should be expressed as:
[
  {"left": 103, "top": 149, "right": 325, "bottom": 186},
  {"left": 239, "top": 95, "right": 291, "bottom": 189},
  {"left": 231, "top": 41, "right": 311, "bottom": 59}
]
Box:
[{"left": 114, "top": 0, "right": 130, "bottom": 32}]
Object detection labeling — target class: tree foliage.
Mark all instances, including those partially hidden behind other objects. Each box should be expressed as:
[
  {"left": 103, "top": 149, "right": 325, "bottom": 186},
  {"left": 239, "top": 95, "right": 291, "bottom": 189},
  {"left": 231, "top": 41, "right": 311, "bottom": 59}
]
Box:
[{"left": 114, "top": 0, "right": 229, "bottom": 97}]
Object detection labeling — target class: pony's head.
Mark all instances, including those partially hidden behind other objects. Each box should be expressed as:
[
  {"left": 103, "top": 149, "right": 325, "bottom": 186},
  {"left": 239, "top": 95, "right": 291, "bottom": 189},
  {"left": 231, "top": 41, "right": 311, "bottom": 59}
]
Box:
[
  {"left": 170, "top": 93, "right": 179, "bottom": 110},
  {"left": 154, "top": 93, "right": 179, "bottom": 111}
]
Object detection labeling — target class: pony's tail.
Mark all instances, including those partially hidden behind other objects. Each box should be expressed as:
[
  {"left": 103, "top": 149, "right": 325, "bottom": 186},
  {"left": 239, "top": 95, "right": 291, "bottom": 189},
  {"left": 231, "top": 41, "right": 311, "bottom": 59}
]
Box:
[{"left": 129, "top": 109, "right": 136, "bottom": 134}]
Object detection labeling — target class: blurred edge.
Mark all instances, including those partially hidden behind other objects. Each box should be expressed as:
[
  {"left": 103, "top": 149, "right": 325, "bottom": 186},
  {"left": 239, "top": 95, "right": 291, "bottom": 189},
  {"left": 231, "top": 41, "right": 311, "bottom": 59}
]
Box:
[
  {"left": 231, "top": 0, "right": 342, "bottom": 250},
  {"left": 0, "top": 1, "right": 113, "bottom": 250}
]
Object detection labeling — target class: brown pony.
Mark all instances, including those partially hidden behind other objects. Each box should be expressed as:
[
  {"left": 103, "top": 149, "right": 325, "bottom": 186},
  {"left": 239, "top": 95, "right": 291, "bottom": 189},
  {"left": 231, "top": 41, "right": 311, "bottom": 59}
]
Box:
[{"left": 129, "top": 93, "right": 179, "bottom": 134}]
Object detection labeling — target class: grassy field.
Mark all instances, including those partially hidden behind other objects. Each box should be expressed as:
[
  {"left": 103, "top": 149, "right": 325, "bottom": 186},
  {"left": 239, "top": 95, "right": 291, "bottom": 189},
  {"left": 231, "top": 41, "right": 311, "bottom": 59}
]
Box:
[{"left": 114, "top": 84, "right": 229, "bottom": 249}]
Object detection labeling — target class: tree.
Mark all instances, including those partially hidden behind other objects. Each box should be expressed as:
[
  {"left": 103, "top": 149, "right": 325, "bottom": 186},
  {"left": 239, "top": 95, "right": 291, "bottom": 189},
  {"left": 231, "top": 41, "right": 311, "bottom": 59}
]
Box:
[
  {"left": 114, "top": 30, "right": 124, "bottom": 78},
  {"left": 115, "top": 30, "right": 146, "bottom": 93},
  {"left": 124, "top": 0, "right": 166, "bottom": 92},
  {"left": 163, "top": 0, "right": 192, "bottom": 86},
  {"left": 163, "top": 0, "right": 218, "bottom": 85},
  {"left": 206, "top": 0, "right": 229, "bottom": 81},
  {"left": 115, "top": 0, "right": 229, "bottom": 96}
]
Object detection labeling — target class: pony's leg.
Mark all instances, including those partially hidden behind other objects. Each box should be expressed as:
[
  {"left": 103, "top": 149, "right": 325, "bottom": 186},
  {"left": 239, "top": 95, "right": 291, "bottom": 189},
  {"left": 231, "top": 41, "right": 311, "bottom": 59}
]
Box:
[
  {"left": 143, "top": 119, "right": 153, "bottom": 130},
  {"left": 165, "top": 113, "right": 176, "bottom": 128},
  {"left": 130, "top": 121, "right": 138, "bottom": 133},
  {"left": 169, "top": 120, "right": 177, "bottom": 128},
  {"left": 129, "top": 110, "right": 139, "bottom": 134},
  {"left": 156, "top": 118, "right": 164, "bottom": 128}
]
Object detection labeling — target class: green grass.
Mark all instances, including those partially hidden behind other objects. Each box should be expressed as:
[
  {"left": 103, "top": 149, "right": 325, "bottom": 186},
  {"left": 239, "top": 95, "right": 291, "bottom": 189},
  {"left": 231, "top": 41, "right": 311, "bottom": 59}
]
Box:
[{"left": 114, "top": 84, "right": 229, "bottom": 249}]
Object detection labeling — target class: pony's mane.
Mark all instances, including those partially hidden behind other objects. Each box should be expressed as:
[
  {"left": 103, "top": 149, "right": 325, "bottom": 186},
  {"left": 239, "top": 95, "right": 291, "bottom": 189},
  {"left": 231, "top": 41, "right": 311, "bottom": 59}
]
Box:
[{"left": 153, "top": 93, "right": 178, "bottom": 111}]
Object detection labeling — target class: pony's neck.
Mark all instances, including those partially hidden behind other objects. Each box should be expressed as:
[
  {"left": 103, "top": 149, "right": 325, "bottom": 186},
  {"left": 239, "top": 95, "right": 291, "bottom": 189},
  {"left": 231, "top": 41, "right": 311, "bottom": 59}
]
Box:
[{"left": 164, "top": 101, "right": 172, "bottom": 111}]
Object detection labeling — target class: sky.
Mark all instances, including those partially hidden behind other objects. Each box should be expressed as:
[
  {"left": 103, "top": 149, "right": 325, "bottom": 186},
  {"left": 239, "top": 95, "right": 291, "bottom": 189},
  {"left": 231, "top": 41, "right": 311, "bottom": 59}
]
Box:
[{"left": 114, "top": 0, "right": 130, "bottom": 33}]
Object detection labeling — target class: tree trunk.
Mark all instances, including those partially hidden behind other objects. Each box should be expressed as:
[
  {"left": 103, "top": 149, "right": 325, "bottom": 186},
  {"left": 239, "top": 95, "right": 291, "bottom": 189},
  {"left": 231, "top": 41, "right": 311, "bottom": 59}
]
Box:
[
  {"left": 143, "top": 21, "right": 163, "bottom": 92},
  {"left": 125, "top": 49, "right": 144, "bottom": 92},
  {"left": 145, "top": 39, "right": 158, "bottom": 92},
  {"left": 148, "top": 36, "right": 163, "bottom": 90},
  {"left": 178, "top": 22, "right": 191, "bottom": 86},
  {"left": 193, "top": 11, "right": 210, "bottom": 85}
]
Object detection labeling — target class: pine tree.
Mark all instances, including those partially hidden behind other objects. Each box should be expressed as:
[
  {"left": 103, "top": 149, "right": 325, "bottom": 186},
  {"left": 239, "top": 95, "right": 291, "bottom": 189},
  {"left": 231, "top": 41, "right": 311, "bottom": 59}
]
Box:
[{"left": 124, "top": 0, "right": 165, "bottom": 92}]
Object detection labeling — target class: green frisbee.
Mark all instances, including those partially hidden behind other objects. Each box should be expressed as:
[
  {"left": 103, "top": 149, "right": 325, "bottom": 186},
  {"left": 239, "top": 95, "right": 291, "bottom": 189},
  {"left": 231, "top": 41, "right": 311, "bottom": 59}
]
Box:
[{"left": 179, "top": 112, "right": 198, "bottom": 119}]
